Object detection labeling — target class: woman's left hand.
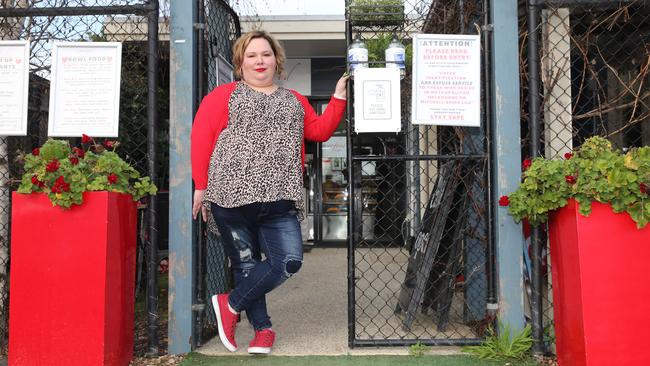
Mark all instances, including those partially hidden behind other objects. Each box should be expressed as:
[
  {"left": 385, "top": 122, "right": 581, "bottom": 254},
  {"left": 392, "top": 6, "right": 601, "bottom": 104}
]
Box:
[{"left": 333, "top": 73, "right": 349, "bottom": 100}]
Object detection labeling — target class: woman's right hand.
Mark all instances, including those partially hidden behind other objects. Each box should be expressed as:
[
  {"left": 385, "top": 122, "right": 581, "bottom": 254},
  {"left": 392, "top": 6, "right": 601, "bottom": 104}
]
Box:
[{"left": 192, "top": 189, "right": 208, "bottom": 222}]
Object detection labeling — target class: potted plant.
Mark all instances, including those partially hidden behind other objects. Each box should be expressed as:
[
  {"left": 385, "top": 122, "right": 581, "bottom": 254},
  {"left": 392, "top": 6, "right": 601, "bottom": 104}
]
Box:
[
  {"left": 349, "top": 0, "right": 405, "bottom": 27},
  {"left": 16, "top": 135, "right": 156, "bottom": 207},
  {"left": 502, "top": 136, "right": 650, "bottom": 366},
  {"left": 9, "top": 136, "right": 157, "bottom": 366}
]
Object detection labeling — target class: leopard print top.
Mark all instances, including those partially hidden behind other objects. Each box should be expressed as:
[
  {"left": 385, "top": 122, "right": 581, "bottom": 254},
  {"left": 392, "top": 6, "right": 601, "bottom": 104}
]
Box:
[{"left": 204, "top": 82, "right": 305, "bottom": 219}]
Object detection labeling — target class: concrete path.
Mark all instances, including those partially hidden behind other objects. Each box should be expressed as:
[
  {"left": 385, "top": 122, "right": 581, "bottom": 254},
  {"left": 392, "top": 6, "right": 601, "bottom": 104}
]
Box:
[{"left": 197, "top": 248, "right": 462, "bottom": 356}]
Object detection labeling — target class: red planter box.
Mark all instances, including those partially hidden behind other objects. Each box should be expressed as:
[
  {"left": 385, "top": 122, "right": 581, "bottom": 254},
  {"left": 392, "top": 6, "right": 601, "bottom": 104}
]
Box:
[
  {"left": 549, "top": 199, "right": 650, "bottom": 366},
  {"left": 9, "top": 192, "right": 137, "bottom": 366}
]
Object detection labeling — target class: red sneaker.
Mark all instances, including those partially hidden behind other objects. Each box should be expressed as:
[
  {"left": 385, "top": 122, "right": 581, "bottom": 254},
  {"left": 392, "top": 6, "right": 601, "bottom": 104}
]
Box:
[
  {"left": 248, "top": 328, "right": 276, "bottom": 354},
  {"left": 211, "top": 294, "right": 238, "bottom": 352}
]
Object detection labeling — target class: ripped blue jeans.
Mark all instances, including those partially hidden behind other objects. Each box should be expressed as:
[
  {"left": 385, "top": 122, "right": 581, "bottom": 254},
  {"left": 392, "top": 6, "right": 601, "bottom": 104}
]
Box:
[{"left": 211, "top": 200, "right": 303, "bottom": 330}]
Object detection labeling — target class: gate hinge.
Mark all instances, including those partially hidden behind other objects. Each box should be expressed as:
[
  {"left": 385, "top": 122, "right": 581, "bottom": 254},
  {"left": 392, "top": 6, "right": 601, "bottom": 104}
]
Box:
[
  {"left": 486, "top": 303, "right": 499, "bottom": 316},
  {"left": 193, "top": 22, "right": 206, "bottom": 30},
  {"left": 481, "top": 24, "right": 494, "bottom": 32},
  {"left": 191, "top": 303, "right": 206, "bottom": 312}
]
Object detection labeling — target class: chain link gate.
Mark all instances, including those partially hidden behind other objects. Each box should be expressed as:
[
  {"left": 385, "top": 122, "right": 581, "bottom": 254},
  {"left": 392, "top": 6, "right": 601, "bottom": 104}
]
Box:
[
  {"left": 0, "top": 0, "right": 161, "bottom": 356},
  {"left": 192, "top": 0, "right": 240, "bottom": 348},
  {"left": 524, "top": 0, "right": 650, "bottom": 354},
  {"left": 346, "top": 0, "right": 496, "bottom": 346}
]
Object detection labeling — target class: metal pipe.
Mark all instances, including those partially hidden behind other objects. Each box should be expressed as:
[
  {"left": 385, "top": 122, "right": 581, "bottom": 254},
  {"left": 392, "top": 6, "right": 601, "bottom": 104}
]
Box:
[
  {"left": 527, "top": 0, "right": 544, "bottom": 355},
  {"left": 345, "top": 0, "right": 356, "bottom": 348},
  {"left": 0, "top": 5, "right": 151, "bottom": 17},
  {"left": 351, "top": 154, "right": 486, "bottom": 161},
  {"left": 483, "top": 0, "right": 498, "bottom": 314},
  {"left": 459, "top": 0, "right": 465, "bottom": 33},
  {"left": 530, "top": 0, "right": 636, "bottom": 7},
  {"left": 145, "top": 0, "right": 160, "bottom": 357},
  {"left": 353, "top": 338, "right": 484, "bottom": 347},
  {"left": 192, "top": 0, "right": 206, "bottom": 349}
]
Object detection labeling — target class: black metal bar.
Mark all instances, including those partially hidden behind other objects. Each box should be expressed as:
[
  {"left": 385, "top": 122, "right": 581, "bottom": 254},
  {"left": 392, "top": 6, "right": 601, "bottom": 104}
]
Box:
[
  {"left": 345, "top": 0, "right": 356, "bottom": 348},
  {"left": 483, "top": 0, "right": 498, "bottom": 315},
  {"left": 529, "top": 0, "right": 637, "bottom": 7},
  {"left": 527, "top": 0, "right": 544, "bottom": 356},
  {"left": 192, "top": 0, "right": 207, "bottom": 350},
  {"left": 145, "top": 0, "right": 160, "bottom": 357},
  {"left": 352, "top": 154, "right": 486, "bottom": 161},
  {"left": 197, "top": 3, "right": 205, "bottom": 101},
  {"left": 0, "top": 4, "right": 152, "bottom": 17},
  {"left": 459, "top": 0, "right": 465, "bottom": 33},
  {"left": 193, "top": 219, "right": 205, "bottom": 348},
  {"left": 193, "top": 0, "right": 207, "bottom": 348},
  {"left": 353, "top": 338, "right": 484, "bottom": 347},
  {"left": 314, "top": 142, "right": 323, "bottom": 243}
]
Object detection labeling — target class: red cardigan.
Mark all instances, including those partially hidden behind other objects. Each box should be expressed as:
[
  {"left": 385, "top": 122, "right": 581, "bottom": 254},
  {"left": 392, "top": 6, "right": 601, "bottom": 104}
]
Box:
[{"left": 191, "top": 82, "right": 347, "bottom": 190}]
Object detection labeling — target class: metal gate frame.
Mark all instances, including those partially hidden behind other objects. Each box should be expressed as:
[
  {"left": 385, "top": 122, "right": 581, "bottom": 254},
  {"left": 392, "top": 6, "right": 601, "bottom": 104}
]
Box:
[
  {"left": 345, "top": 0, "right": 497, "bottom": 347},
  {"left": 192, "top": 0, "right": 240, "bottom": 350}
]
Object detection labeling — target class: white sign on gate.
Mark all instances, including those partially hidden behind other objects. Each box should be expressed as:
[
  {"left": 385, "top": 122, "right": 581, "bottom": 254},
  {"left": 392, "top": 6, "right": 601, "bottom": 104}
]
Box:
[
  {"left": 216, "top": 54, "right": 234, "bottom": 86},
  {"left": 353, "top": 67, "right": 401, "bottom": 133},
  {"left": 48, "top": 42, "right": 122, "bottom": 137},
  {"left": 0, "top": 40, "right": 30, "bottom": 136},
  {"left": 412, "top": 34, "right": 481, "bottom": 127}
]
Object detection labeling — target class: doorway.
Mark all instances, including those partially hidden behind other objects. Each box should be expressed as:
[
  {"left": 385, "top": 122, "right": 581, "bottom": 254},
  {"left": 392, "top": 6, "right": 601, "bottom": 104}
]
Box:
[{"left": 303, "top": 99, "right": 349, "bottom": 247}]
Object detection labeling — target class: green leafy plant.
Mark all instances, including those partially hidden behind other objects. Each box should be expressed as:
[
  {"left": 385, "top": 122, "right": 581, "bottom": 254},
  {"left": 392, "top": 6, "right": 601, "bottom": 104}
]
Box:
[
  {"left": 366, "top": 32, "right": 413, "bottom": 69},
  {"left": 462, "top": 323, "right": 533, "bottom": 360},
  {"left": 17, "top": 135, "right": 157, "bottom": 208},
  {"left": 349, "top": 0, "right": 404, "bottom": 25},
  {"left": 408, "top": 341, "right": 430, "bottom": 356},
  {"left": 504, "top": 136, "right": 650, "bottom": 228}
]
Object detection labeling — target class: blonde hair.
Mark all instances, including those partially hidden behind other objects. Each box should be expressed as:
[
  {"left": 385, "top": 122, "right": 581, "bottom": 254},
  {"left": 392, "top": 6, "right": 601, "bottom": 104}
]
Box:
[{"left": 232, "top": 30, "right": 286, "bottom": 79}]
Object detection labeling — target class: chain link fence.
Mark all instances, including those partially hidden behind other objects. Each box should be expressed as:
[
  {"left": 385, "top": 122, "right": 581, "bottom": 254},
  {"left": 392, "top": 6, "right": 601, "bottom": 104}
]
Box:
[
  {"left": 523, "top": 0, "right": 650, "bottom": 354},
  {"left": 0, "top": 0, "right": 162, "bottom": 356},
  {"left": 346, "top": 0, "right": 495, "bottom": 346}
]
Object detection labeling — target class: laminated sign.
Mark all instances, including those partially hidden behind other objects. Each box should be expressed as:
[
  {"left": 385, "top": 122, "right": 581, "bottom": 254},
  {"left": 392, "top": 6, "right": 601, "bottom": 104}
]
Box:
[
  {"left": 48, "top": 42, "right": 122, "bottom": 137},
  {"left": 0, "top": 40, "right": 30, "bottom": 136},
  {"left": 412, "top": 34, "right": 481, "bottom": 127},
  {"left": 353, "top": 67, "right": 401, "bottom": 133}
]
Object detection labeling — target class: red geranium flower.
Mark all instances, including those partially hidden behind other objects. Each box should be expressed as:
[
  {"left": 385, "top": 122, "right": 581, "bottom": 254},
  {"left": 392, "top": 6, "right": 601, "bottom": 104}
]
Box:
[
  {"left": 69, "top": 156, "right": 79, "bottom": 165},
  {"left": 103, "top": 139, "right": 115, "bottom": 149},
  {"left": 72, "top": 147, "right": 85, "bottom": 158},
  {"left": 522, "top": 158, "right": 532, "bottom": 170},
  {"left": 31, "top": 175, "right": 39, "bottom": 185},
  {"left": 564, "top": 152, "right": 573, "bottom": 160},
  {"left": 565, "top": 175, "right": 577, "bottom": 184},
  {"left": 51, "top": 176, "right": 70, "bottom": 193},
  {"left": 32, "top": 148, "right": 40, "bottom": 156},
  {"left": 641, "top": 183, "right": 648, "bottom": 195},
  {"left": 499, "top": 195, "right": 510, "bottom": 206},
  {"left": 46, "top": 160, "right": 60, "bottom": 172},
  {"left": 107, "top": 173, "right": 118, "bottom": 185},
  {"left": 81, "top": 134, "right": 92, "bottom": 144}
]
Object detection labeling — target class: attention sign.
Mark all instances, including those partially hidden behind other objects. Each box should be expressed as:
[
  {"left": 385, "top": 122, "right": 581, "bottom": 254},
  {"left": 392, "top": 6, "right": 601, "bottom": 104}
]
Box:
[{"left": 412, "top": 34, "right": 481, "bottom": 127}]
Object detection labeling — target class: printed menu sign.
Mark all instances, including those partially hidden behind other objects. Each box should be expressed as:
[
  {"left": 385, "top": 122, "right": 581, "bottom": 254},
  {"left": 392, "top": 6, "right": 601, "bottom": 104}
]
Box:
[
  {"left": 48, "top": 42, "right": 122, "bottom": 137},
  {"left": 412, "top": 34, "right": 481, "bottom": 127},
  {"left": 0, "top": 40, "right": 30, "bottom": 136}
]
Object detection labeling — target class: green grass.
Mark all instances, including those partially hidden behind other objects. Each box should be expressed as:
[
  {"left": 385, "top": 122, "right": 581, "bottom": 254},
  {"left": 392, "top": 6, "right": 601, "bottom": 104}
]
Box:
[{"left": 180, "top": 353, "right": 539, "bottom": 366}]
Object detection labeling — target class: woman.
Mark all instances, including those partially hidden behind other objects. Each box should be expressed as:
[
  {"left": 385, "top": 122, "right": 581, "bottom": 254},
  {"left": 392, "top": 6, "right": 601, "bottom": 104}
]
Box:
[{"left": 191, "top": 30, "right": 348, "bottom": 354}]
